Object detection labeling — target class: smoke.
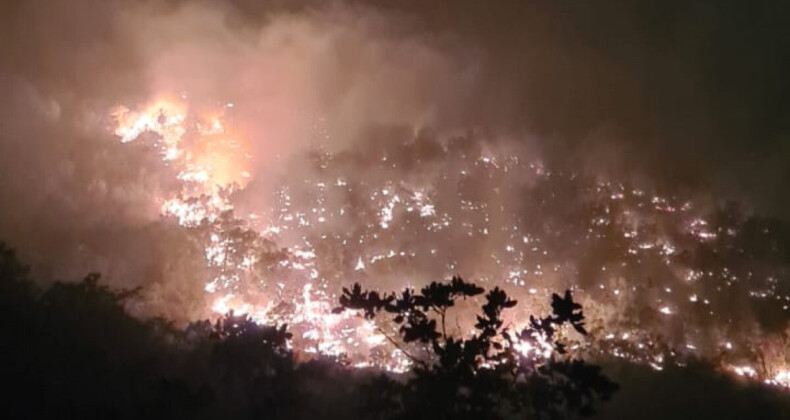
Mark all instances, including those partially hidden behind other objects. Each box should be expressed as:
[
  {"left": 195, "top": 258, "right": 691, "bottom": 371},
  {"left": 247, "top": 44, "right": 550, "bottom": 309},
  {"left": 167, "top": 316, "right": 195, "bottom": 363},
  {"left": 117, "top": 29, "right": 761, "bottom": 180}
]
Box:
[
  {"left": 1, "top": 0, "right": 790, "bottom": 382},
  {"left": 124, "top": 1, "right": 482, "bottom": 153},
  {"left": 365, "top": 0, "right": 790, "bottom": 214},
  {"left": 0, "top": 0, "right": 478, "bottom": 292}
]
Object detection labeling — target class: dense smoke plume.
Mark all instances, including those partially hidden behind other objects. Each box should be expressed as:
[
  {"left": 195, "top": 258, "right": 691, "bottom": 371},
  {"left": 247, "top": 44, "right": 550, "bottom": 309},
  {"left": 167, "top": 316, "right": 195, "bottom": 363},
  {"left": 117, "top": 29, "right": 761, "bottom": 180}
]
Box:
[
  {"left": 2, "top": 0, "right": 790, "bottom": 386},
  {"left": 0, "top": 0, "right": 475, "bottom": 288}
]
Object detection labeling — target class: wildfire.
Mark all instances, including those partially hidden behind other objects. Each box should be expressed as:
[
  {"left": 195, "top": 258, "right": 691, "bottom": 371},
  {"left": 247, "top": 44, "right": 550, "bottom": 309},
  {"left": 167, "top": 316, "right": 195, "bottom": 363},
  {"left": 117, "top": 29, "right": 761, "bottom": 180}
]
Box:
[
  {"left": 111, "top": 97, "right": 251, "bottom": 195},
  {"left": 111, "top": 95, "right": 790, "bottom": 388}
]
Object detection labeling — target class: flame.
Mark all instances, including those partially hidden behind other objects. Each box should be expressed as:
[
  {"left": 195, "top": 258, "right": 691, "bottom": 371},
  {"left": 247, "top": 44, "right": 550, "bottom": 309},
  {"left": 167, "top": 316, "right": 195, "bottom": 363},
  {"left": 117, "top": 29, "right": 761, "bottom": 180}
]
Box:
[
  {"left": 111, "top": 97, "right": 251, "bottom": 196},
  {"left": 110, "top": 95, "right": 790, "bottom": 386}
]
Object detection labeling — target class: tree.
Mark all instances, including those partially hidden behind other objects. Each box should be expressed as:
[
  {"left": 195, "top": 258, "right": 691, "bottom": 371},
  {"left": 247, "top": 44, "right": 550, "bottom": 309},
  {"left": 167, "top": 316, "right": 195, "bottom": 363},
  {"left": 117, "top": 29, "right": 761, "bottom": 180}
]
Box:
[{"left": 335, "top": 276, "right": 618, "bottom": 420}]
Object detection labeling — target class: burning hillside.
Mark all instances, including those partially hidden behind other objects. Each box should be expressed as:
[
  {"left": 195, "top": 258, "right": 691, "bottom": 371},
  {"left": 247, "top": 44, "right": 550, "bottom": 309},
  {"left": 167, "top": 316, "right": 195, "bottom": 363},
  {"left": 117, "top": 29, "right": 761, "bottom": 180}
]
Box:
[
  {"left": 1, "top": 0, "right": 790, "bottom": 402},
  {"left": 110, "top": 95, "right": 790, "bottom": 385}
]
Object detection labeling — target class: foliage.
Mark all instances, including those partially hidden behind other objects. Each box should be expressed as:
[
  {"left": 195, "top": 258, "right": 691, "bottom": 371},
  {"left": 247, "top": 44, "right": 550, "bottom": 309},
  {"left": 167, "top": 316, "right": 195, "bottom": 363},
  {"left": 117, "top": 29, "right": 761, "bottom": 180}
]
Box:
[
  {"left": 336, "top": 276, "right": 618, "bottom": 419},
  {"left": 0, "top": 243, "right": 615, "bottom": 420}
]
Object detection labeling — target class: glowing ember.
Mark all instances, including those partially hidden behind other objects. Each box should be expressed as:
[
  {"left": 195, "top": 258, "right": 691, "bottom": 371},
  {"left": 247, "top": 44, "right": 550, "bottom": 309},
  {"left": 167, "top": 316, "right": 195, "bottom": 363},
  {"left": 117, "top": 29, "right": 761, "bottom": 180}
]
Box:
[{"left": 111, "top": 96, "right": 790, "bottom": 387}]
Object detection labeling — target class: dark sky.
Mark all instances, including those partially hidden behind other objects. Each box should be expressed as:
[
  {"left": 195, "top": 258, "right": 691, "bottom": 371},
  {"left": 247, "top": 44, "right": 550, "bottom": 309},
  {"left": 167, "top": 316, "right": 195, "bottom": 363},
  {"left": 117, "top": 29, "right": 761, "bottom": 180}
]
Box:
[
  {"left": 305, "top": 0, "right": 788, "bottom": 217},
  {"left": 382, "top": 0, "right": 790, "bottom": 215}
]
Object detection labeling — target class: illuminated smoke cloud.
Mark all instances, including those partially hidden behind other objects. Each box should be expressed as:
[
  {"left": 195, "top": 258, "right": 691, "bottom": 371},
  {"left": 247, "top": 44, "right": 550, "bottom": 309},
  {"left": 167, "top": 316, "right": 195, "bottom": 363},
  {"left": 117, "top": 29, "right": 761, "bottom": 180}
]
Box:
[{"left": 2, "top": 0, "right": 790, "bottom": 387}]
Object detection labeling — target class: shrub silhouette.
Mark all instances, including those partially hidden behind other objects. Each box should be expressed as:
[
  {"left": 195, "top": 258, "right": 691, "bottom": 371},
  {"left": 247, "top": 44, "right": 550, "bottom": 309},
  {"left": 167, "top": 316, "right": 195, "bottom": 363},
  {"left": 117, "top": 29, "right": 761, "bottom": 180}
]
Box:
[
  {"left": 335, "top": 276, "right": 618, "bottom": 419},
  {"left": 0, "top": 243, "right": 615, "bottom": 420}
]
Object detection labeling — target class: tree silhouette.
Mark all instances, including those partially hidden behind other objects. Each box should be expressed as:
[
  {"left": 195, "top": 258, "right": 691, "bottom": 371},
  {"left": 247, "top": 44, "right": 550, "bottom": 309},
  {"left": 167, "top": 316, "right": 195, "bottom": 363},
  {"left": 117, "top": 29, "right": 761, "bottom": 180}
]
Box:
[
  {"left": 0, "top": 243, "right": 617, "bottom": 420},
  {"left": 335, "top": 276, "right": 618, "bottom": 419}
]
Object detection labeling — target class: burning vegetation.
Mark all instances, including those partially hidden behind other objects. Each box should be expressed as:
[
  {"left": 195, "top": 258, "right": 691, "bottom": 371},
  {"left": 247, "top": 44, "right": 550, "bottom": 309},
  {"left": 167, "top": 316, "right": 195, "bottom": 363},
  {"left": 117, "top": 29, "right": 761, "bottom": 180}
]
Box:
[
  {"left": 3, "top": 1, "right": 790, "bottom": 418},
  {"left": 104, "top": 96, "right": 790, "bottom": 389}
]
